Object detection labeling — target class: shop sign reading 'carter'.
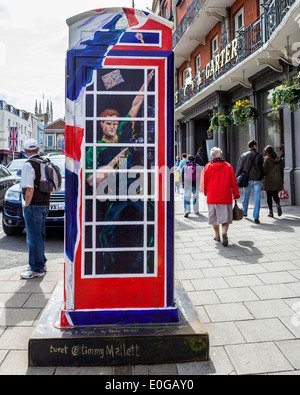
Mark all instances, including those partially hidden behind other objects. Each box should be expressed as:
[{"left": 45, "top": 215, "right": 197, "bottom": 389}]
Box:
[{"left": 205, "top": 38, "right": 238, "bottom": 78}]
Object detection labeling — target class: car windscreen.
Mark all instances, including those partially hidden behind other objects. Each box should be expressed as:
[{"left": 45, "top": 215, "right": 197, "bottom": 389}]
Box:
[
  {"left": 51, "top": 159, "right": 65, "bottom": 178},
  {"left": 7, "top": 160, "right": 26, "bottom": 171}
]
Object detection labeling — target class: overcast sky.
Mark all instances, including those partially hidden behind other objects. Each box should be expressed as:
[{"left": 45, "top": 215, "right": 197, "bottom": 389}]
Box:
[{"left": 0, "top": 0, "right": 153, "bottom": 120}]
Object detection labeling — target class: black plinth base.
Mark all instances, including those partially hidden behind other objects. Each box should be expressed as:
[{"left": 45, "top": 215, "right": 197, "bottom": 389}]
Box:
[{"left": 28, "top": 282, "right": 209, "bottom": 367}]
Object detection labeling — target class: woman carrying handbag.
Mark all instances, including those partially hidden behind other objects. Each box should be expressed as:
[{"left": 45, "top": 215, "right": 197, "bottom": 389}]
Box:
[
  {"left": 201, "top": 147, "right": 240, "bottom": 246},
  {"left": 262, "top": 145, "right": 284, "bottom": 218}
]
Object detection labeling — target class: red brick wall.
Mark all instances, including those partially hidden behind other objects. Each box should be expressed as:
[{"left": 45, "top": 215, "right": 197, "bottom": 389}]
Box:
[{"left": 176, "top": 0, "right": 260, "bottom": 89}]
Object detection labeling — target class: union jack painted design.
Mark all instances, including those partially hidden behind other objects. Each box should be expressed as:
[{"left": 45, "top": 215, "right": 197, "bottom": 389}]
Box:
[
  {"left": 9, "top": 127, "right": 18, "bottom": 152},
  {"left": 61, "top": 8, "right": 176, "bottom": 327}
]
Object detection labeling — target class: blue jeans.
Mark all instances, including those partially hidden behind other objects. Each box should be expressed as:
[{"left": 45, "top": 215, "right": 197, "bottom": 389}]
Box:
[
  {"left": 24, "top": 205, "right": 49, "bottom": 273},
  {"left": 242, "top": 181, "right": 261, "bottom": 220},
  {"left": 184, "top": 185, "right": 199, "bottom": 214}
]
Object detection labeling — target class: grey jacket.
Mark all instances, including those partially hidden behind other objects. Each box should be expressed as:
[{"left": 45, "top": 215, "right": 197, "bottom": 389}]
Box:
[{"left": 236, "top": 148, "right": 264, "bottom": 181}]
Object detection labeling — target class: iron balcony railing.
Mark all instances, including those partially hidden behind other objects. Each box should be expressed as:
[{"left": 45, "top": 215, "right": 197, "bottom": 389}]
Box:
[
  {"left": 175, "top": 0, "right": 296, "bottom": 110},
  {"left": 173, "top": 0, "right": 206, "bottom": 49}
]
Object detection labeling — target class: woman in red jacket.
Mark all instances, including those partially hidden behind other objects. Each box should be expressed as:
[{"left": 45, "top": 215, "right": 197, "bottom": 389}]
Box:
[{"left": 202, "top": 147, "right": 240, "bottom": 246}]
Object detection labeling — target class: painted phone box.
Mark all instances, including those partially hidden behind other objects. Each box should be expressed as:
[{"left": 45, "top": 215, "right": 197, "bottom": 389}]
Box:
[{"left": 61, "top": 8, "right": 177, "bottom": 326}]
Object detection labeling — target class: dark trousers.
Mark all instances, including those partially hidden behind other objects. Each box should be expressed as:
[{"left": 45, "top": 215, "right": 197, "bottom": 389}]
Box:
[
  {"left": 266, "top": 191, "right": 280, "bottom": 211},
  {"left": 24, "top": 205, "right": 49, "bottom": 273}
]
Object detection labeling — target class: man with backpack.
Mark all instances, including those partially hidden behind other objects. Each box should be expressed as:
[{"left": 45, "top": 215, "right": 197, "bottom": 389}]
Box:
[
  {"left": 181, "top": 155, "right": 202, "bottom": 218},
  {"left": 20, "top": 139, "right": 59, "bottom": 279}
]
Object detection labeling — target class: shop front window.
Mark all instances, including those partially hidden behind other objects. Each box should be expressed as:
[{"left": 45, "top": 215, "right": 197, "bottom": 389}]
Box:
[
  {"left": 238, "top": 123, "right": 251, "bottom": 157},
  {"left": 262, "top": 88, "right": 284, "bottom": 160}
]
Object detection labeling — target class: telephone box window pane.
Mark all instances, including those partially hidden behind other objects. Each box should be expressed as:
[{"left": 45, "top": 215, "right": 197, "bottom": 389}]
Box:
[
  {"left": 85, "top": 199, "right": 93, "bottom": 222},
  {"left": 147, "top": 251, "right": 154, "bottom": 274},
  {"left": 148, "top": 173, "right": 155, "bottom": 197},
  {"left": 96, "top": 200, "right": 144, "bottom": 222},
  {"left": 147, "top": 121, "right": 155, "bottom": 143},
  {"left": 147, "top": 200, "right": 155, "bottom": 221},
  {"left": 86, "top": 121, "right": 94, "bottom": 143},
  {"left": 147, "top": 148, "right": 155, "bottom": 168},
  {"left": 90, "top": 146, "right": 144, "bottom": 169},
  {"left": 147, "top": 95, "right": 155, "bottom": 118},
  {"left": 96, "top": 120, "right": 144, "bottom": 143},
  {"left": 86, "top": 95, "right": 94, "bottom": 117},
  {"left": 147, "top": 225, "right": 155, "bottom": 247},
  {"left": 85, "top": 226, "right": 93, "bottom": 248},
  {"left": 86, "top": 147, "right": 93, "bottom": 169},
  {"left": 96, "top": 225, "right": 144, "bottom": 248},
  {"left": 96, "top": 251, "right": 144, "bottom": 274},
  {"left": 97, "top": 94, "right": 144, "bottom": 119},
  {"left": 96, "top": 173, "right": 144, "bottom": 199},
  {"left": 146, "top": 69, "right": 155, "bottom": 92},
  {"left": 97, "top": 68, "right": 145, "bottom": 92},
  {"left": 85, "top": 174, "right": 93, "bottom": 196},
  {"left": 84, "top": 253, "right": 93, "bottom": 275}
]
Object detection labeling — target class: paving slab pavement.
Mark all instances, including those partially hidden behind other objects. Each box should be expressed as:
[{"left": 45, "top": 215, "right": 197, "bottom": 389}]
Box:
[{"left": 0, "top": 192, "right": 300, "bottom": 375}]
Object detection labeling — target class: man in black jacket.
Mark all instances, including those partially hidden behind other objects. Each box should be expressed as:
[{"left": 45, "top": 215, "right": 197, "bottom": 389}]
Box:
[{"left": 236, "top": 140, "right": 263, "bottom": 223}]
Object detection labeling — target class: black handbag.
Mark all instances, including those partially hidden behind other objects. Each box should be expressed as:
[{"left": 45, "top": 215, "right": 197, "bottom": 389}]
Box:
[
  {"left": 236, "top": 152, "right": 258, "bottom": 188},
  {"left": 233, "top": 200, "right": 244, "bottom": 221},
  {"left": 236, "top": 171, "right": 249, "bottom": 188}
]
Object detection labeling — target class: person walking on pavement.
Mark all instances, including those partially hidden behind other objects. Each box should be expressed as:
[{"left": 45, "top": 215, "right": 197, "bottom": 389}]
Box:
[
  {"left": 20, "top": 139, "right": 50, "bottom": 279},
  {"left": 236, "top": 139, "right": 263, "bottom": 224},
  {"left": 179, "top": 153, "right": 188, "bottom": 171},
  {"left": 181, "top": 155, "right": 201, "bottom": 218},
  {"left": 202, "top": 147, "right": 240, "bottom": 246},
  {"left": 195, "top": 147, "right": 208, "bottom": 167},
  {"left": 175, "top": 156, "right": 181, "bottom": 194},
  {"left": 263, "top": 145, "right": 284, "bottom": 218}
]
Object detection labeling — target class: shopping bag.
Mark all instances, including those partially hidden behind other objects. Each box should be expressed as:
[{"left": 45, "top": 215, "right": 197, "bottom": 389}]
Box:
[
  {"left": 232, "top": 200, "right": 244, "bottom": 221},
  {"left": 278, "top": 190, "right": 289, "bottom": 200}
]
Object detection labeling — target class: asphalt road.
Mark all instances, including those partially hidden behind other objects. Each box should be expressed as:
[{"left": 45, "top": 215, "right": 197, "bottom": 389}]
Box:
[{"left": 0, "top": 211, "right": 64, "bottom": 270}]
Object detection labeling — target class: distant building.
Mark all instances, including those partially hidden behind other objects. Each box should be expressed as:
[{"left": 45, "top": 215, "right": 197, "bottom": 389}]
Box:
[
  {"left": 44, "top": 118, "right": 65, "bottom": 154},
  {"left": 0, "top": 100, "right": 34, "bottom": 163},
  {"left": 34, "top": 98, "right": 53, "bottom": 124}
]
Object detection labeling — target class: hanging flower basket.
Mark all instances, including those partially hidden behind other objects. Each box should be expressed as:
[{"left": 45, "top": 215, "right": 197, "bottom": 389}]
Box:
[
  {"left": 231, "top": 99, "right": 259, "bottom": 130},
  {"left": 270, "top": 73, "right": 300, "bottom": 113},
  {"left": 209, "top": 113, "right": 233, "bottom": 132}
]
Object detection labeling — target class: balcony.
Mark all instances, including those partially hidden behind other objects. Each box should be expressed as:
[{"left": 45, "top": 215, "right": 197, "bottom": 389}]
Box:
[
  {"left": 175, "top": 0, "right": 299, "bottom": 114},
  {"left": 173, "top": 0, "right": 236, "bottom": 68}
]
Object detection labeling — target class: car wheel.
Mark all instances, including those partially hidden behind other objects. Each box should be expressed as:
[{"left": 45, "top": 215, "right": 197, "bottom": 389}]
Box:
[{"left": 2, "top": 219, "right": 24, "bottom": 236}]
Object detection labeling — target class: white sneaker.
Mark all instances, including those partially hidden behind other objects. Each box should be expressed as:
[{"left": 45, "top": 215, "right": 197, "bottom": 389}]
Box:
[{"left": 20, "top": 270, "right": 44, "bottom": 279}]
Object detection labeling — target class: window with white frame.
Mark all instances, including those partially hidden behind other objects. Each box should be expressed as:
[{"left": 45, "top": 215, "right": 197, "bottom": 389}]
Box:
[
  {"left": 212, "top": 35, "right": 219, "bottom": 58},
  {"left": 196, "top": 54, "right": 201, "bottom": 72},
  {"left": 47, "top": 135, "right": 53, "bottom": 147},
  {"left": 235, "top": 8, "right": 244, "bottom": 36},
  {"left": 183, "top": 68, "right": 189, "bottom": 85}
]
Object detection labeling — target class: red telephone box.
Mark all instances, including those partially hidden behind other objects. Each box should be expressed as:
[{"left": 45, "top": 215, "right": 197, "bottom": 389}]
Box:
[{"left": 61, "top": 8, "right": 177, "bottom": 326}]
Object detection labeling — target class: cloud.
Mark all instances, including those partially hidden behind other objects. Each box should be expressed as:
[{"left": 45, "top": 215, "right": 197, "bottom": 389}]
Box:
[
  {"left": 0, "top": 3, "right": 11, "bottom": 25},
  {"left": 0, "top": 0, "right": 153, "bottom": 119}
]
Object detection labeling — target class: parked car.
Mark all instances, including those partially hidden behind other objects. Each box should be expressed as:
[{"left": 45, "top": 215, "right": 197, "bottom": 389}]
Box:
[
  {"left": 0, "top": 165, "right": 16, "bottom": 207},
  {"left": 6, "top": 158, "right": 27, "bottom": 180},
  {"left": 2, "top": 155, "right": 65, "bottom": 235}
]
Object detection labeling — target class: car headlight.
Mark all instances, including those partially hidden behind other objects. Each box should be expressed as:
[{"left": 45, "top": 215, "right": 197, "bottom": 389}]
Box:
[{"left": 5, "top": 190, "right": 21, "bottom": 201}]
